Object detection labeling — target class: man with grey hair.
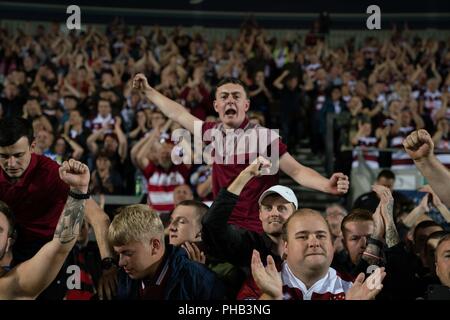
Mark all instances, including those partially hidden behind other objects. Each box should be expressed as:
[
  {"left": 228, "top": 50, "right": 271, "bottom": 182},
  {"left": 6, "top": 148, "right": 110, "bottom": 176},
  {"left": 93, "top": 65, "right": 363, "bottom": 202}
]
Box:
[{"left": 109, "top": 204, "right": 226, "bottom": 300}]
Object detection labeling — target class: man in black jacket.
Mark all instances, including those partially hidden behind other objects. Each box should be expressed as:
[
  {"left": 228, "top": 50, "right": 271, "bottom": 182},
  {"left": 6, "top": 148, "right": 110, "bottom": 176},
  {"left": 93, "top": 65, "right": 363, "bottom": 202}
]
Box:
[{"left": 202, "top": 157, "right": 301, "bottom": 267}]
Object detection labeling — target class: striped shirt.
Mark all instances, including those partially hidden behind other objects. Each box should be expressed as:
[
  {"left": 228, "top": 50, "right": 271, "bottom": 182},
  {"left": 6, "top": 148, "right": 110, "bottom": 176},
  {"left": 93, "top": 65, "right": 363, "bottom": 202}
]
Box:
[
  {"left": 352, "top": 136, "right": 380, "bottom": 169},
  {"left": 423, "top": 89, "right": 442, "bottom": 115},
  {"left": 390, "top": 126, "right": 416, "bottom": 169},
  {"left": 142, "top": 163, "right": 190, "bottom": 213}
]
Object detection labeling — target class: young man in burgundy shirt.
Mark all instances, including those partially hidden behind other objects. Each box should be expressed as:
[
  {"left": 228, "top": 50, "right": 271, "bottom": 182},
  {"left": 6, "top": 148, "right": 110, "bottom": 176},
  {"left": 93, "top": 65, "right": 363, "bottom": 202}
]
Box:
[
  {"left": 133, "top": 74, "right": 349, "bottom": 233},
  {"left": 0, "top": 117, "right": 117, "bottom": 299}
]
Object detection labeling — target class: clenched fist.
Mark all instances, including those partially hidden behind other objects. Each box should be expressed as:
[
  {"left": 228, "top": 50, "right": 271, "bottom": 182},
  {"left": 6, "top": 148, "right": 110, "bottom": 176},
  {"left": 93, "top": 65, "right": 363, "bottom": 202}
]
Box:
[
  {"left": 132, "top": 73, "right": 152, "bottom": 92},
  {"left": 59, "top": 159, "right": 90, "bottom": 194},
  {"left": 403, "top": 129, "right": 434, "bottom": 161}
]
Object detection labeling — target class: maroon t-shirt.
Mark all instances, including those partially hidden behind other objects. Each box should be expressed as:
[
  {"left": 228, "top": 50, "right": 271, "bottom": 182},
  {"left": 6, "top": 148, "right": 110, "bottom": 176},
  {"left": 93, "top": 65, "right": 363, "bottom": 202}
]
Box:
[
  {"left": 202, "top": 118, "right": 287, "bottom": 233},
  {"left": 0, "top": 153, "right": 69, "bottom": 244}
]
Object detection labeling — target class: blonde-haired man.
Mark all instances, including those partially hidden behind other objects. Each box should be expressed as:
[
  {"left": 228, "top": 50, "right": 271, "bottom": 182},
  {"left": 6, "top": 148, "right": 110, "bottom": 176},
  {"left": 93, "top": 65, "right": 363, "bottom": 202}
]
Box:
[{"left": 109, "top": 204, "right": 226, "bottom": 299}]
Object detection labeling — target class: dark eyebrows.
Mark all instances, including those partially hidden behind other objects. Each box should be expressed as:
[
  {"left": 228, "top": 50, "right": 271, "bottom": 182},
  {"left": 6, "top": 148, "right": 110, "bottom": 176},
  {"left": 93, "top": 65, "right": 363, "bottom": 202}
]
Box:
[
  {"left": 0, "top": 152, "right": 25, "bottom": 157},
  {"left": 220, "top": 91, "right": 242, "bottom": 96}
]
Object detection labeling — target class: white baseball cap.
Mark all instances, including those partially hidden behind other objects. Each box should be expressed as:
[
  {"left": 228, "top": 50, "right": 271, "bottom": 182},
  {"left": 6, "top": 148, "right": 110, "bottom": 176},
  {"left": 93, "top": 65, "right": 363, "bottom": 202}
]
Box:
[{"left": 258, "top": 185, "right": 298, "bottom": 209}]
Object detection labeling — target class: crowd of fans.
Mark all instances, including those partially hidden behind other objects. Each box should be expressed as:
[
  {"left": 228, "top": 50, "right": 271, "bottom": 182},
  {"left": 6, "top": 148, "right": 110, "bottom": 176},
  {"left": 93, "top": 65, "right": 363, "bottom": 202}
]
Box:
[{"left": 0, "top": 17, "right": 450, "bottom": 300}]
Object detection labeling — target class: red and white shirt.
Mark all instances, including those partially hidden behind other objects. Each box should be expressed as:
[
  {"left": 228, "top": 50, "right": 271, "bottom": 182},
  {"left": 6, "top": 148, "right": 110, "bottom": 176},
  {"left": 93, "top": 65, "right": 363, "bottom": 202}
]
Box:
[
  {"left": 89, "top": 114, "right": 115, "bottom": 133},
  {"left": 352, "top": 136, "right": 380, "bottom": 169},
  {"left": 238, "top": 262, "right": 353, "bottom": 300},
  {"left": 423, "top": 89, "right": 442, "bottom": 116},
  {"left": 280, "top": 263, "right": 352, "bottom": 300},
  {"left": 390, "top": 126, "right": 415, "bottom": 169},
  {"left": 142, "top": 163, "right": 190, "bottom": 213}
]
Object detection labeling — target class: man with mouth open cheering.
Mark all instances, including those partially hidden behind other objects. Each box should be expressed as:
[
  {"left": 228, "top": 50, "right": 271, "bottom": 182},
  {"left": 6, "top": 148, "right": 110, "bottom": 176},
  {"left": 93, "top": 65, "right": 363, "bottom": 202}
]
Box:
[{"left": 133, "top": 74, "right": 349, "bottom": 234}]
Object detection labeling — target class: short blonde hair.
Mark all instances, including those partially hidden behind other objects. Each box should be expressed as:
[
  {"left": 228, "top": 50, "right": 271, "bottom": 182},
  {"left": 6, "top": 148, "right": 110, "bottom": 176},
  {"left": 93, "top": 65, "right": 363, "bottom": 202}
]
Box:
[{"left": 108, "top": 204, "right": 164, "bottom": 246}]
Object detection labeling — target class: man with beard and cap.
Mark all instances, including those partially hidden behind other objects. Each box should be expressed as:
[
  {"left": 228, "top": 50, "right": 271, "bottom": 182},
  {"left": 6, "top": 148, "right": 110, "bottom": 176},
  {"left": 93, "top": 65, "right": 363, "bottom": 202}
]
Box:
[{"left": 202, "top": 156, "right": 297, "bottom": 268}]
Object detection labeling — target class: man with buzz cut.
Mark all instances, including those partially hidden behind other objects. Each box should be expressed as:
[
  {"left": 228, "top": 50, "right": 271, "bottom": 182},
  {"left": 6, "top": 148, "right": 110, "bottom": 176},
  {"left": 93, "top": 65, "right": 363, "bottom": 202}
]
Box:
[
  {"left": 133, "top": 74, "right": 349, "bottom": 234},
  {"left": 250, "top": 209, "right": 387, "bottom": 300}
]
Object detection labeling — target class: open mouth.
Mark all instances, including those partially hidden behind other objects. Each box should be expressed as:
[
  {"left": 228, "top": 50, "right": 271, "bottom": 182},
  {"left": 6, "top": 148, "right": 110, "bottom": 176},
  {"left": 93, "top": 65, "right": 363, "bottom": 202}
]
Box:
[{"left": 225, "top": 109, "right": 237, "bottom": 116}]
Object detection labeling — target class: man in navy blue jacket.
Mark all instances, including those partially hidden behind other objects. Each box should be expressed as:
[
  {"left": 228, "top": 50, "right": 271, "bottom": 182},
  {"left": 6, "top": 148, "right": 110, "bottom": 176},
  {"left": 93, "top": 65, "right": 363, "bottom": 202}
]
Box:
[{"left": 108, "top": 204, "right": 226, "bottom": 300}]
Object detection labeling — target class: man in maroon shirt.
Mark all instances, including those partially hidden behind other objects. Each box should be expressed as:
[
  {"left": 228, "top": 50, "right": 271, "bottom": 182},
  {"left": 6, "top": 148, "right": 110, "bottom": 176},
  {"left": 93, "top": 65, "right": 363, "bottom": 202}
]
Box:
[
  {"left": 0, "top": 117, "right": 117, "bottom": 299},
  {"left": 0, "top": 158, "right": 90, "bottom": 299},
  {"left": 133, "top": 74, "right": 349, "bottom": 233}
]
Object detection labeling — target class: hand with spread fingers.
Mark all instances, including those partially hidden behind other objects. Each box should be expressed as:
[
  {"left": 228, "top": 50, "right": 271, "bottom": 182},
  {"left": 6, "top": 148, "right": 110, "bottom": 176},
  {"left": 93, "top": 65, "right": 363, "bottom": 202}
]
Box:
[{"left": 251, "top": 250, "right": 283, "bottom": 300}]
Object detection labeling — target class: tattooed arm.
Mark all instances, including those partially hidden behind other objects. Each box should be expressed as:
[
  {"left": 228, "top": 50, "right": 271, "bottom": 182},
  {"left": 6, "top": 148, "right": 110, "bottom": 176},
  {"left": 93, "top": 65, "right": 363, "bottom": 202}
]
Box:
[
  {"left": 362, "top": 203, "right": 384, "bottom": 265},
  {"left": 383, "top": 198, "right": 400, "bottom": 248},
  {"left": 372, "top": 185, "right": 400, "bottom": 248},
  {"left": 0, "top": 160, "right": 89, "bottom": 300}
]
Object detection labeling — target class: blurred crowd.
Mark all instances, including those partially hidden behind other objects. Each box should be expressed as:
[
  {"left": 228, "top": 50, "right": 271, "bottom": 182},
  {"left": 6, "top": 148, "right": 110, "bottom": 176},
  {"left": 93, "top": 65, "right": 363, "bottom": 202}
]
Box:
[{"left": 0, "top": 17, "right": 450, "bottom": 300}]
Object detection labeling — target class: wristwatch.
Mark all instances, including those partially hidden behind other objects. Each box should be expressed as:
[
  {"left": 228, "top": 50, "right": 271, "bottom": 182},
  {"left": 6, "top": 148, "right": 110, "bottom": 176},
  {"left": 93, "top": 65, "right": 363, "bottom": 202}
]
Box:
[{"left": 101, "top": 257, "right": 117, "bottom": 271}]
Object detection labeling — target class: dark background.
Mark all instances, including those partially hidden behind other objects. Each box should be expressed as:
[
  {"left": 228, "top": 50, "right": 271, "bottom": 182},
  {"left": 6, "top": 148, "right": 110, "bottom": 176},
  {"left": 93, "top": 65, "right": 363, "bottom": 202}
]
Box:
[{"left": 0, "top": 0, "right": 449, "bottom": 29}]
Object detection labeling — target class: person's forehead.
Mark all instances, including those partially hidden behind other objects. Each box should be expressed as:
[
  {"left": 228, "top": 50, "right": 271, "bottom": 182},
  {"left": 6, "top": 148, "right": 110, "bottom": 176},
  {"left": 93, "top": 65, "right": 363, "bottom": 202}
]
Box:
[
  {"left": 261, "top": 195, "right": 290, "bottom": 206},
  {"left": 288, "top": 214, "right": 329, "bottom": 233},
  {"left": 0, "top": 136, "right": 30, "bottom": 152},
  {"left": 344, "top": 220, "right": 374, "bottom": 233},
  {"left": 175, "top": 185, "right": 191, "bottom": 192},
  {"left": 436, "top": 240, "right": 450, "bottom": 256},
  {"left": 216, "top": 83, "right": 245, "bottom": 95},
  {"left": 114, "top": 241, "right": 141, "bottom": 252},
  {"left": 378, "top": 177, "right": 394, "bottom": 184},
  {"left": 172, "top": 205, "right": 196, "bottom": 219}
]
